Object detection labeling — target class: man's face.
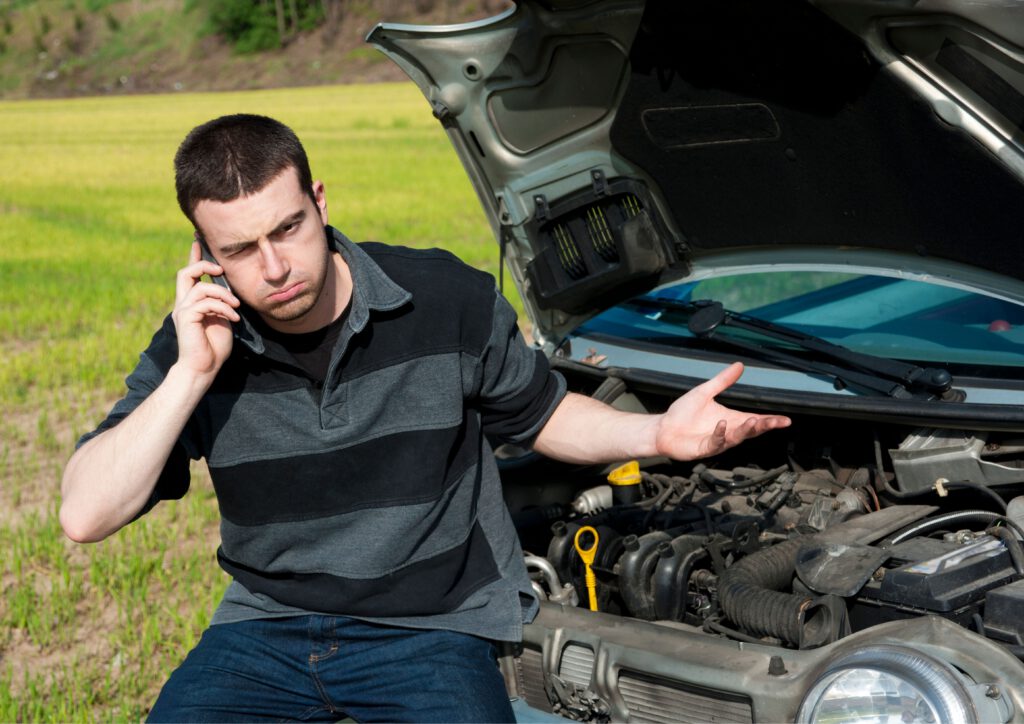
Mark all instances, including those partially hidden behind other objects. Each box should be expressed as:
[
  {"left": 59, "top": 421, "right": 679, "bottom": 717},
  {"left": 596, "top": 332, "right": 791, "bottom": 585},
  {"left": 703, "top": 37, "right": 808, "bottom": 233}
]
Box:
[{"left": 193, "top": 166, "right": 333, "bottom": 332}]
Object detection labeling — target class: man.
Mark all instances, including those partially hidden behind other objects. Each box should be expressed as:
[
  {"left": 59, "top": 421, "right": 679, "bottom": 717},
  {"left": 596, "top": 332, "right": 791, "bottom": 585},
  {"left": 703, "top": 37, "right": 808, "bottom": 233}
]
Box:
[{"left": 61, "top": 114, "right": 790, "bottom": 722}]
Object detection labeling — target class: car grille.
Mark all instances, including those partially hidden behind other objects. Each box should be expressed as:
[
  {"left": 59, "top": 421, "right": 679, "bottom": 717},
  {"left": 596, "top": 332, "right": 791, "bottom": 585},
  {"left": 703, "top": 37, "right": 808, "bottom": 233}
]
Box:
[
  {"left": 617, "top": 671, "right": 754, "bottom": 724},
  {"left": 558, "top": 644, "right": 596, "bottom": 687},
  {"left": 512, "top": 647, "right": 755, "bottom": 722},
  {"left": 516, "top": 645, "right": 553, "bottom": 713}
]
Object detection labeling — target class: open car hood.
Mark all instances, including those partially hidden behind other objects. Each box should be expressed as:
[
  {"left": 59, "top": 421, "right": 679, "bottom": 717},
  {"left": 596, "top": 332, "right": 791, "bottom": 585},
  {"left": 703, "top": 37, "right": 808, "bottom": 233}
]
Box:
[{"left": 367, "top": 0, "right": 1024, "bottom": 348}]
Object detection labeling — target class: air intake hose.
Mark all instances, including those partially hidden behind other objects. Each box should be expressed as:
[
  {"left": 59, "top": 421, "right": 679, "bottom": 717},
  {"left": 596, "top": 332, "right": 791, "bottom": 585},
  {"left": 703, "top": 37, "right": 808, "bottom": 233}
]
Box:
[{"left": 717, "top": 537, "right": 839, "bottom": 648}]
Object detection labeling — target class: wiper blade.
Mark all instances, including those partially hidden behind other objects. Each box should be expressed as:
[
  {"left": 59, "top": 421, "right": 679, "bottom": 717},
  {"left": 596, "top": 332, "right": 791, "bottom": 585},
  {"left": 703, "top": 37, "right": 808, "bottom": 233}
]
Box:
[{"left": 631, "top": 298, "right": 954, "bottom": 400}]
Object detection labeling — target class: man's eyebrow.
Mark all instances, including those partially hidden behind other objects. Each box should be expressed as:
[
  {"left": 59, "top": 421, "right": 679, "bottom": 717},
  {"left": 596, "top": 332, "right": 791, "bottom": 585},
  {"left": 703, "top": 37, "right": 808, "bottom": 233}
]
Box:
[
  {"left": 218, "top": 210, "right": 307, "bottom": 255},
  {"left": 219, "top": 239, "right": 255, "bottom": 256},
  {"left": 269, "top": 210, "right": 306, "bottom": 237}
]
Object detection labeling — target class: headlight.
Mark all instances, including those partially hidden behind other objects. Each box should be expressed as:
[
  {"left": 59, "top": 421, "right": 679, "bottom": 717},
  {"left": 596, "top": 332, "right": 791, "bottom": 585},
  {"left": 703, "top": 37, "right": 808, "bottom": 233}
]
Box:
[{"left": 797, "top": 645, "right": 981, "bottom": 724}]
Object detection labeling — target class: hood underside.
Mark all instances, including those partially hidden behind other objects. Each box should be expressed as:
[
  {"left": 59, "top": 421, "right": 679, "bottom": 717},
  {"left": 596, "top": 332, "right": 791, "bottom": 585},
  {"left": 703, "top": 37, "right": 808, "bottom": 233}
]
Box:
[{"left": 368, "top": 0, "right": 1024, "bottom": 346}]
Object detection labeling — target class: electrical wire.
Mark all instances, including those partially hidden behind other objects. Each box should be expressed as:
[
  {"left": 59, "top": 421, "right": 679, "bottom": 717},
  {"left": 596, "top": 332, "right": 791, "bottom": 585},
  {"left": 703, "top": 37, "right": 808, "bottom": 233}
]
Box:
[{"left": 703, "top": 616, "right": 769, "bottom": 645}]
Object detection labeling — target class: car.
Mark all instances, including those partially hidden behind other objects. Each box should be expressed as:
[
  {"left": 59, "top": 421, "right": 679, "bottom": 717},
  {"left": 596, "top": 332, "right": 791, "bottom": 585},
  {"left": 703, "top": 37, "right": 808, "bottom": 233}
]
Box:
[{"left": 368, "top": 1, "right": 1024, "bottom": 721}]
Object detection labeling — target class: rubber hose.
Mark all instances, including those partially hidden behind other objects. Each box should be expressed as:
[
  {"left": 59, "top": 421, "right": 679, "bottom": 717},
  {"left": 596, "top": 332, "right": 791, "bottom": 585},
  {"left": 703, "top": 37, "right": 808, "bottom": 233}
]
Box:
[
  {"left": 716, "top": 537, "right": 812, "bottom": 645},
  {"left": 886, "top": 510, "right": 1004, "bottom": 546}
]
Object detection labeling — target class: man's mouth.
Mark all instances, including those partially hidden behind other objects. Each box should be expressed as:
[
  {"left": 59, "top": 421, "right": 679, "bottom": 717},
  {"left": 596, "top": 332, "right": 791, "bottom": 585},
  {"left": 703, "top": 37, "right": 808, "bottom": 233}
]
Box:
[{"left": 267, "top": 281, "right": 306, "bottom": 303}]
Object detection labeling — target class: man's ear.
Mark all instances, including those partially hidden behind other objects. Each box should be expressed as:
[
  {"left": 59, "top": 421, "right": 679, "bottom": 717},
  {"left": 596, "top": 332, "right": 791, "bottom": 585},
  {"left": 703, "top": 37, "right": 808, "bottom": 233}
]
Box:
[{"left": 313, "top": 180, "right": 328, "bottom": 225}]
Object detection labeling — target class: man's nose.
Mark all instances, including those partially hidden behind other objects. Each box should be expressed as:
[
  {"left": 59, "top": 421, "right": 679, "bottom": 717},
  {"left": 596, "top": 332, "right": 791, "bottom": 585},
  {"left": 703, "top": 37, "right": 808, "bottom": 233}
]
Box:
[{"left": 260, "top": 242, "right": 289, "bottom": 282}]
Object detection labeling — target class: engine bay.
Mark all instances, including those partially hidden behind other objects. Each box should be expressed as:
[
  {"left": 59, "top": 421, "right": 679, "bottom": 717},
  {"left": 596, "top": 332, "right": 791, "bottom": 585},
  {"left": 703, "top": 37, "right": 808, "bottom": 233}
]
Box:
[{"left": 498, "top": 366, "right": 1024, "bottom": 719}]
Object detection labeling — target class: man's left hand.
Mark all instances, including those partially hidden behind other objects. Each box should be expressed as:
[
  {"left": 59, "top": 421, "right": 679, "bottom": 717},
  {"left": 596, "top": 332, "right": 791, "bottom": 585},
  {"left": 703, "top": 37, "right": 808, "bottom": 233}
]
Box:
[{"left": 654, "top": 362, "right": 791, "bottom": 460}]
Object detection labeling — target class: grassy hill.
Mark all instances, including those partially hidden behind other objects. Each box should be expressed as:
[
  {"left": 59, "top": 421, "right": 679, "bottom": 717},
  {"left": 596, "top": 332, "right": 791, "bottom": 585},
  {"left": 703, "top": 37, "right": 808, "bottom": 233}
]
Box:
[{"left": 0, "top": 0, "right": 508, "bottom": 99}]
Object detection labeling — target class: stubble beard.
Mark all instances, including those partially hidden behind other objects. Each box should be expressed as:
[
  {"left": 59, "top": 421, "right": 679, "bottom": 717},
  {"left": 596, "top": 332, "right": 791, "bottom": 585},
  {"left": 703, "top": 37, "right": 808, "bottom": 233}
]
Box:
[{"left": 258, "top": 250, "right": 332, "bottom": 324}]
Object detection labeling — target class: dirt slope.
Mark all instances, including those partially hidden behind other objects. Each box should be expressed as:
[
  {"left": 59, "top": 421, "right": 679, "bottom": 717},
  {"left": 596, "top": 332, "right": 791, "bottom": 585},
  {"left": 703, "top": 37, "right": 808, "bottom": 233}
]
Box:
[{"left": 0, "top": 0, "right": 511, "bottom": 100}]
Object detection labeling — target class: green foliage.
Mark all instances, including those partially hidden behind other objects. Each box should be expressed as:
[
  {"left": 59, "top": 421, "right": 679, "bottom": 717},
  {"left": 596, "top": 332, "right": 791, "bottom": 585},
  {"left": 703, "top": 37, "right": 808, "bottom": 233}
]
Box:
[
  {"left": 204, "top": 0, "right": 325, "bottom": 54},
  {"left": 104, "top": 9, "right": 120, "bottom": 31},
  {"left": 205, "top": 0, "right": 277, "bottom": 52},
  {"left": 84, "top": 0, "right": 119, "bottom": 11},
  {"left": 73, "top": 12, "right": 84, "bottom": 32},
  {"left": 39, "top": 12, "right": 50, "bottom": 34}
]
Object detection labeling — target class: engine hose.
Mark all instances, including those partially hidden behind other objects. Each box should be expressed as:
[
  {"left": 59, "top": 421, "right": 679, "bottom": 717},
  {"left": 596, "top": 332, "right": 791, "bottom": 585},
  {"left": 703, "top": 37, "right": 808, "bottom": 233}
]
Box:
[
  {"left": 697, "top": 464, "right": 789, "bottom": 491},
  {"left": 716, "top": 536, "right": 832, "bottom": 647},
  {"left": 871, "top": 434, "right": 1017, "bottom": 514},
  {"left": 640, "top": 475, "right": 685, "bottom": 530},
  {"left": 877, "top": 475, "right": 1011, "bottom": 513},
  {"left": 524, "top": 555, "right": 566, "bottom": 597},
  {"left": 884, "top": 510, "right": 1024, "bottom": 546}
]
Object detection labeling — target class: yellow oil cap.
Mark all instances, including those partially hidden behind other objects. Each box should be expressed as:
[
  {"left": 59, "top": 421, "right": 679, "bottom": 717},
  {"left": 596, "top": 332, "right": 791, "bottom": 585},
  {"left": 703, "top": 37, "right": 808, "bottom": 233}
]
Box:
[{"left": 607, "top": 460, "right": 641, "bottom": 487}]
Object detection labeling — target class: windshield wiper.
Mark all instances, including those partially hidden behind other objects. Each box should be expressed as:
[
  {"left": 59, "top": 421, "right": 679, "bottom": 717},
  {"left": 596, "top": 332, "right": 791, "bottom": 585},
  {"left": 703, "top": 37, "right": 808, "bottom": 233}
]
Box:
[{"left": 630, "top": 298, "right": 955, "bottom": 401}]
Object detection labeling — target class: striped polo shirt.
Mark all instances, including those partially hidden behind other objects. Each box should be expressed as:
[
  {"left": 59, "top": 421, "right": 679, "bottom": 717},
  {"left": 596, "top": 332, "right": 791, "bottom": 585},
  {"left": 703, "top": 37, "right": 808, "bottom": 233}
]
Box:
[{"left": 79, "top": 227, "right": 566, "bottom": 642}]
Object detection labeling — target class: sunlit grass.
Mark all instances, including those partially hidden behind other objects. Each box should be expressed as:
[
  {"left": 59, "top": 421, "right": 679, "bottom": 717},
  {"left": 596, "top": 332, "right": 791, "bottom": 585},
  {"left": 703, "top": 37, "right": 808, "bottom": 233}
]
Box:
[{"left": 0, "top": 82, "right": 507, "bottom": 720}]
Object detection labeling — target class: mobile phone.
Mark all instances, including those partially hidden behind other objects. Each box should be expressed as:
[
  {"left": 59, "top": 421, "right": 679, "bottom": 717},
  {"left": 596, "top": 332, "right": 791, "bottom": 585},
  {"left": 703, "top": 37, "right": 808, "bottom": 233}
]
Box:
[{"left": 195, "top": 232, "right": 233, "bottom": 293}]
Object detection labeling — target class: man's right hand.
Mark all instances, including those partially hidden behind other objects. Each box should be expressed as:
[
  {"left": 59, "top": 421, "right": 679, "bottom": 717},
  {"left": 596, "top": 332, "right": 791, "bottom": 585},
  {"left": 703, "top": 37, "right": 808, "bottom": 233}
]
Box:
[
  {"left": 172, "top": 241, "right": 240, "bottom": 379},
  {"left": 60, "top": 241, "right": 241, "bottom": 543}
]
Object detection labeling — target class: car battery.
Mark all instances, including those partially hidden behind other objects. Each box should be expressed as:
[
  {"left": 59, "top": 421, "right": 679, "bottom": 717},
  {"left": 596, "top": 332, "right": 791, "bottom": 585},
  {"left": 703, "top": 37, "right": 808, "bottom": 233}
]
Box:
[{"left": 850, "top": 535, "right": 1018, "bottom": 628}]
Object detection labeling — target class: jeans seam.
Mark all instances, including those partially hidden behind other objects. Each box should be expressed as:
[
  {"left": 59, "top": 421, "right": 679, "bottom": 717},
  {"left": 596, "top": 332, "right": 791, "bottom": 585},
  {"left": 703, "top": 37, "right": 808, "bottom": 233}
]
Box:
[
  {"left": 309, "top": 653, "right": 338, "bottom": 712},
  {"left": 308, "top": 643, "right": 338, "bottom": 663},
  {"left": 293, "top": 703, "right": 332, "bottom": 722}
]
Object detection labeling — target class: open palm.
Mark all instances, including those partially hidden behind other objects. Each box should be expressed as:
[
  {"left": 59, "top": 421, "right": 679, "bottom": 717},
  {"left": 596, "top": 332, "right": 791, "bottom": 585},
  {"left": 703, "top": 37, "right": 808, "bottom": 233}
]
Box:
[{"left": 655, "top": 362, "right": 791, "bottom": 460}]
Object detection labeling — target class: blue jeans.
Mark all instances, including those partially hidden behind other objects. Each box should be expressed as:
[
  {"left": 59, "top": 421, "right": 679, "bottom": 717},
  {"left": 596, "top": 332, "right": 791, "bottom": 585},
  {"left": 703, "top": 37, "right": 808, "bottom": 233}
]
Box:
[{"left": 147, "top": 615, "right": 516, "bottom": 722}]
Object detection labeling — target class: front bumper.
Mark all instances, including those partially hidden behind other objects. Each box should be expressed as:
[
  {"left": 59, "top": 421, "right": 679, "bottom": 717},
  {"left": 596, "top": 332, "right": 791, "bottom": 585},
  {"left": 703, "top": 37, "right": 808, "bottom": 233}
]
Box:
[{"left": 503, "top": 602, "right": 1024, "bottom": 722}]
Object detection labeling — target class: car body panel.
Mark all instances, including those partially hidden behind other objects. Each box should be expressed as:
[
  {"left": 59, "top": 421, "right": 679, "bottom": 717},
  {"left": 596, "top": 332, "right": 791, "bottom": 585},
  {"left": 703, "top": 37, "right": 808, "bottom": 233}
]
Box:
[
  {"left": 368, "top": 0, "right": 1024, "bottom": 346},
  {"left": 510, "top": 605, "right": 1023, "bottom": 722}
]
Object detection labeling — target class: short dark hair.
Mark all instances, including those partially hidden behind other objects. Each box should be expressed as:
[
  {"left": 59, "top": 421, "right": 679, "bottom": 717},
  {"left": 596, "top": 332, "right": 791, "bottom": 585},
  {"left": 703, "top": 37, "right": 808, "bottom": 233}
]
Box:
[{"left": 174, "top": 114, "right": 315, "bottom": 227}]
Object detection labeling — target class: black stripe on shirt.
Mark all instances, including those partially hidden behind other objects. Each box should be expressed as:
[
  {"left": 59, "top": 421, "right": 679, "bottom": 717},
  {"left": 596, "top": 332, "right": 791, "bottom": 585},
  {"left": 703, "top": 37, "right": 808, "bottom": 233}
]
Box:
[
  {"left": 210, "top": 414, "right": 481, "bottom": 526},
  {"left": 478, "top": 350, "right": 560, "bottom": 442},
  {"left": 216, "top": 520, "right": 500, "bottom": 617}
]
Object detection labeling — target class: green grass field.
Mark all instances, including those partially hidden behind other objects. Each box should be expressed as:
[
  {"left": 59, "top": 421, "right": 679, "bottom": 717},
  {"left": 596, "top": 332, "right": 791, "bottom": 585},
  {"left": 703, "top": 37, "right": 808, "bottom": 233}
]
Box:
[{"left": 0, "top": 82, "right": 509, "bottom": 720}]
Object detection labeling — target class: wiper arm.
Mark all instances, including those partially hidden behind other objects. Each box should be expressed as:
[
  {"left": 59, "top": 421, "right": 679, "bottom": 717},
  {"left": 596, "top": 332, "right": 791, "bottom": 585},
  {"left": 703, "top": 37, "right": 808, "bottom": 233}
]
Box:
[{"left": 633, "top": 298, "right": 954, "bottom": 400}]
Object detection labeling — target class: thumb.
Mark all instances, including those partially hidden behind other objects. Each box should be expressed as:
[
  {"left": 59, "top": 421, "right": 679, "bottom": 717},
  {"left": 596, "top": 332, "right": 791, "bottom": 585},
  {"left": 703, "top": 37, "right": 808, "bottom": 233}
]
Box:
[{"left": 701, "top": 362, "right": 745, "bottom": 397}]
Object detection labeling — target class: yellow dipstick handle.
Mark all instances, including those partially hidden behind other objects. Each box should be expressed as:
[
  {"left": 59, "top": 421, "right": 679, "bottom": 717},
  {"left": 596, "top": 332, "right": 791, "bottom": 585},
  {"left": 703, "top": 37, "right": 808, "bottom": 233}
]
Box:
[{"left": 574, "top": 526, "right": 600, "bottom": 612}]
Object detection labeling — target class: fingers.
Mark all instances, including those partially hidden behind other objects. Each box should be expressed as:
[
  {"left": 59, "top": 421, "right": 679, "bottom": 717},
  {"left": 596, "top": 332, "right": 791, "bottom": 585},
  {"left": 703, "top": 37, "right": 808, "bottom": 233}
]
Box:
[
  {"left": 699, "top": 362, "right": 745, "bottom": 398},
  {"left": 176, "top": 258, "right": 228, "bottom": 303},
  {"left": 181, "top": 296, "right": 241, "bottom": 324},
  {"left": 722, "top": 414, "right": 791, "bottom": 445},
  {"left": 177, "top": 282, "right": 240, "bottom": 322}
]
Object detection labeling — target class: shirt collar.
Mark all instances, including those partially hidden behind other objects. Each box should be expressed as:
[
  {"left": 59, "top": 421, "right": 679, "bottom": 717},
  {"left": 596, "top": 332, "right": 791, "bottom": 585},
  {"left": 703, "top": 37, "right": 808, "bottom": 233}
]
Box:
[{"left": 234, "top": 225, "right": 412, "bottom": 355}]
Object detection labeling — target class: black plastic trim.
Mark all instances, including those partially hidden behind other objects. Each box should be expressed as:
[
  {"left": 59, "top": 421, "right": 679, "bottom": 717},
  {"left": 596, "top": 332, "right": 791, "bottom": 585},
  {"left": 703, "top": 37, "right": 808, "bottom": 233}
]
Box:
[{"left": 550, "top": 357, "right": 1024, "bottom": 431}]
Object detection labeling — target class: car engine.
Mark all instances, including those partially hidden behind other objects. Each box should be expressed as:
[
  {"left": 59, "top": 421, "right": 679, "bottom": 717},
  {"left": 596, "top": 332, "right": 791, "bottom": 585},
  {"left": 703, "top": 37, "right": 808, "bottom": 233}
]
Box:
[{"left": 498, "top": 365, "right": 1024, "bottom": 720}]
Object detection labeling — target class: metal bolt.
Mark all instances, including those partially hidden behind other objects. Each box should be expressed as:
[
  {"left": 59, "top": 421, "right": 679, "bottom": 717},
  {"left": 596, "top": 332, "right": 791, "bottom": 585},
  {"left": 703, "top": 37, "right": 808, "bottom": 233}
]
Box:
[{"left": 986, "top": 685, "right": 1001, "bottom": 699}]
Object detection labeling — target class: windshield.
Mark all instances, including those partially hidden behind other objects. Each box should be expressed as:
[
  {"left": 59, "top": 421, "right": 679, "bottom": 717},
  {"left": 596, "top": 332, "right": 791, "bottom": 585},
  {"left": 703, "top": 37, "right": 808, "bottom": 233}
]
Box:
[{"left": 576, "top": 271, "right": 1024, "bottom": 370}]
